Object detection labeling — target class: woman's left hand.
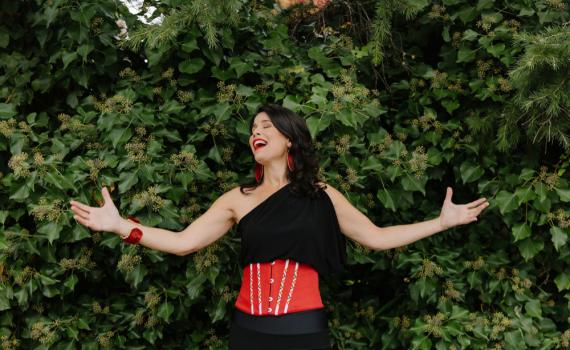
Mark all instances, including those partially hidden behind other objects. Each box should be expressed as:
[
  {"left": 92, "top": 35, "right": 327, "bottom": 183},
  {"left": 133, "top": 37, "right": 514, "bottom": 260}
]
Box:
[{"left": 439, "top": 187, "right": 489, "bottom": 230}]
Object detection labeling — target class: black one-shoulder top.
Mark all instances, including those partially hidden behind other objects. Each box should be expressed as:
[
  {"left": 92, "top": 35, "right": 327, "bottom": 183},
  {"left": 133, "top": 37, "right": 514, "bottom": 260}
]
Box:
[{"left": 237, "top": 183, "right": 347, "bottom": 276}]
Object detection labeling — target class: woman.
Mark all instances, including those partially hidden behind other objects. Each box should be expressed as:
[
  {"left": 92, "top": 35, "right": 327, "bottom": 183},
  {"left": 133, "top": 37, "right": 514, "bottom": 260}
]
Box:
[{"left": 70, "top": 103, "right": 489, "bottom": 349}]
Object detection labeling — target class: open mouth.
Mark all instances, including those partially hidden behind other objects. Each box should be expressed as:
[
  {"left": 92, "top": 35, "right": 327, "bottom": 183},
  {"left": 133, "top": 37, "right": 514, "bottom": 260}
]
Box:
[{"left": 253, "top": 139, "right": 268, "bottom": 151}]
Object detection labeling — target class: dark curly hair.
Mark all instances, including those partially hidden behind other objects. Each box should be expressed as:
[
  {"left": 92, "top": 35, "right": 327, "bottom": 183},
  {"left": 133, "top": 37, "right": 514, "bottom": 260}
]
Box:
[{"left": 239, "top": 103, "right": 326, "bottom": 199}]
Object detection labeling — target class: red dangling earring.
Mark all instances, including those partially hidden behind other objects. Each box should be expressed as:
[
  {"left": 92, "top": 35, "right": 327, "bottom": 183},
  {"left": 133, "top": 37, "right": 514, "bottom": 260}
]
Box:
[
  {"left": 287, "top": 150, "right": 295, "bottom": 172},
  {"left": 255, "top": 162, "right": 264, "bottom": 183}
]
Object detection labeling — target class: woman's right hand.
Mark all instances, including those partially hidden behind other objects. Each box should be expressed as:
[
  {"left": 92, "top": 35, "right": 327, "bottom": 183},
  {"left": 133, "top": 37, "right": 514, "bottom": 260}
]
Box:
[{"left": 70, "top": 186, "right": 123, "bottom": 234}]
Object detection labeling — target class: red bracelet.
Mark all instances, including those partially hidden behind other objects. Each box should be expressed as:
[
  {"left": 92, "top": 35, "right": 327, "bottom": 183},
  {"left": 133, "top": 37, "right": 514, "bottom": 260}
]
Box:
[
  {"left": 123, "top": 227, "right": 143, "bottom": 244},
  {"left": 123, "top": 216, "right": 143, "bottom": 244}
]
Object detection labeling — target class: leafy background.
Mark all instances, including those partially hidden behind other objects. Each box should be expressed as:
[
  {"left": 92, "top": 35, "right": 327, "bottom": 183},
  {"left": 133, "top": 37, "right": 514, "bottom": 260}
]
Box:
[{"left": 0, "top": 0, "right": 569, "bottom": 349}]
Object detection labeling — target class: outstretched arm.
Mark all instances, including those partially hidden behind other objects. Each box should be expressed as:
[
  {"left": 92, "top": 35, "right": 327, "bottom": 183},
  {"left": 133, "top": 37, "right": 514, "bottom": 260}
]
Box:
[
  {"left": 70, "top": 186, "right": 236, "bottom": 256},
  {"left": 320, "top": 183, "right": 489, "bottom": 251}
]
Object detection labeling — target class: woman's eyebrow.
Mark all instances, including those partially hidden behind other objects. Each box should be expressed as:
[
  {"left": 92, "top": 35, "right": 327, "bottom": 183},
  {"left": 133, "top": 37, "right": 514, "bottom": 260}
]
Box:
[{"left": 251, "top": 120, "right": 272, "bottom": 128}]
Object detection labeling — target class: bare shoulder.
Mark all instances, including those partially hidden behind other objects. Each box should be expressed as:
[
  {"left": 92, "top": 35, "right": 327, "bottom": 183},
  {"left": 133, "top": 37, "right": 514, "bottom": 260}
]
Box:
[
  {"left": 222, "top": 185, "right": 246, "bottom": 206},
  {"left": 223, "top": 185, "right": 253, "bottom": 222},
  {"left": 207, "top": 186, "right": 242, "bottom": 218}
]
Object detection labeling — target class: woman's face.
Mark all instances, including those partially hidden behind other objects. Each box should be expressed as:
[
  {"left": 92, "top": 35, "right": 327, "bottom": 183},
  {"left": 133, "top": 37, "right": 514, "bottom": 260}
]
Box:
[{"left": 249, "top": 112, "right": 291, "bottom": 164}]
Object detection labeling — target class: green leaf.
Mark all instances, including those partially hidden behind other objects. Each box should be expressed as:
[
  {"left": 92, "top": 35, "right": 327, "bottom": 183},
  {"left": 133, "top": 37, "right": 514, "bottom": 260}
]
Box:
[
  {"left": 517, "top": 238, "right": 544, "bottom": 261},
  {"left": 71, "top": 225, "right": 91, "bottom": 242},
  {"left": 118, "top": 171, "right": 139, "bottom": 193},
  {"left": 555, "top": 187, "right": 570, "bottom": 202},
  {"left": 362, "top": 103, "right": 387, "bottom": 118},
  {"left": 308, "top": 46, "right": 337, "bottom": 73},
  {"left": 336, "top": 109, "right": 357, "bottom": 128},
  {"left": 467, "top": 271, "right": 481, "bottom": 288},
  {"left": 228, "top": 57, "right": 251, "bottom": 78},
  {"left": 401, "top": 174, "right": 427, "bottom": 195},
  {"left": 406, "top": 0, "right": 429, "bottom": 10},
  {"left": 477, "top": 0, "right": 493, "bottom": 9},
  {"left": 457, "top": 46, "right": 476, "bottom": 63},
  {"left": 0, "top": 103, "right": 16, "bottom": 119},
  {"left": 160, "top": 100, "right": 185, "bottom": 115},
  {"left": 62, "top": 52, "right": 78, "bottom": 69},
  {"left": 282, "top": 95, "right": 302, "bottom": 113},
  {"left": 15, "top": 288, "right": 28, "bottom": 306},
  {"left": 442, "top": 26, "right": 450, "bottom": 42},
  {"left": 9, "top": 185, "right": 30, "bottom": 201},
  {"left": 555, "top": 272, "right": 570, "bottom": 291},
  {"left": 532, "top": 197, "right": 551, "bottom": 213},
  {"left": 125, "top": 264, "right": 147, "bottom": 289},
  {"left": 32, "top": 78, "right": 51, "bottom": 93},
  {"left": 37, "top": 222, "right": 62, "bottom": 244},
  {"left": 181, "top": 39, "right": 198, "bottom": 52},
  {"left": 186, "top": 274, "right": 207, "bottom": 300},
  {"left": 207, "top": 145, "right": 223, "bottom": 165},
  {"left": 39, "top": 274, "right": 59, "bottom": 286},
  {"left": 519, "top": 8, "right": 535, "bottom": 16},
  {"left": 0, "top": 29, "right": 9, "bottom": 48},
  {"left": 441, "top": 99, "right": 460, "bottom": 114},
  {"left": 157, "top": 300, "right": 174, "bottom": 322},
  {"left": 377, "top": 188, "right": 396, "bottom": 211},
  {"left": 512, "top": 223, "right": 531, "bottom": 242},
  {"left": 44, "top": 171, "right": 75, "bottom": 191},
  {"left": 108, "top": 128, "right": 133, "bottom": 148},
  {"left": 99, "top": 234, "right": 121, "bottom": 249},
  {"left": 64, "top": 274, "right": 79, "bottom": 291},
  {"left": 515, "top": 186, "right": 536, "bottom": 204},
  {"left": 60, "top": 338, "right": 78, "bottom": 348},
  {"left": 0, "top": 290, "right": 10, "bottom": 311},
  {"left": 495, "top": 190, "right": 519, "bottom": 214},
  {"left": 179, "top": 58, "right": 205, "bottom": 74},
  {"left": 487, "top": 43, "right": 505, "bottom": 58},
  {"left": 534, "top": 182, "right": 548, "bottom": 201},
  {"left": 306, "top": 116, "right": 330, "bottom": 139},
  {"left": 77, "top": 318, "right": 90, "bottom": 330},
  {"left": 504, "top": 330, "right": 526, "bottom": 349},
  {"left": 460, "top": 162, "right": 484, "bottom": 183},
  {"left": 449, "top": 305, "right": 469, "bottom": 320},
  {"left": 550, "top": 227, "right": 568, "bottom": 252},
  {"left": 411, "top": 336, "right": 432, "bottom": 350},
  {"left": 525, "top": 299, "right": 541, "bottom": 318},
  {"left": 462, "top": 29, "right": 478, "bottom": 41},
  {"left": 77, "top": 44, "right": 94, "bottom": 60},
  {"left": 209, "top": 297, "right": 227, "bottom": 323}
]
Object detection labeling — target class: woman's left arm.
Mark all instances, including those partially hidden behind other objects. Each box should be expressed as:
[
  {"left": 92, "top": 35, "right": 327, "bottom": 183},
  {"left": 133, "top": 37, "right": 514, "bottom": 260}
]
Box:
[{"left": 320, "top": 183, "right": 489, "bottom": 251}]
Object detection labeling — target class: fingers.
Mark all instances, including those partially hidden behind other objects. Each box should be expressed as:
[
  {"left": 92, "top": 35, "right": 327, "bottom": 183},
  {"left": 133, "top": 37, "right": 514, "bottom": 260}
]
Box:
[
  {"left": 70, "top": 202, "right": 90, "bottom": 217},
  {"left": 71, "top": 206, "right": 89, "bottom": 221},
  {"left": 465, "top": 201, "right": 490, "bottom": 223},
  {"left": 466, "top": 197, "right": 487, "bottom": 208},
  {"left": 468, "top": 204, "right": 487, "bottom": 217},
  {"left": 73, "top": 213, "right": 92, "bottom": 229},
  {"left": 70, "top": 200, "right": 91, "bottom": 214},
  {"left": 445, "top": 187, "right": 453, "bottom": 203},
  {"left": 102, "top": 187, "right": 112, "bottom": 206}
]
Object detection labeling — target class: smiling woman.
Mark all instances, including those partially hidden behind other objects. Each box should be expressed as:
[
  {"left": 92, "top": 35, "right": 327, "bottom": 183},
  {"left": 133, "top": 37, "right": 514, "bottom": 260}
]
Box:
[
  {"left": 241, "top": 104, "right": 325, "bottom": 200},
  {"left": 70, "top": 103, "right": 488, "bottom": 350}
]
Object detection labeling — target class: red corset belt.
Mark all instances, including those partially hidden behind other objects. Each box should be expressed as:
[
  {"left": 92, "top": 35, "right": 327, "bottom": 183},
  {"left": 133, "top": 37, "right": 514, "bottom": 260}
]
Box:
[{"left": 235, "top": 258, "right": 324, "bottom": 316}]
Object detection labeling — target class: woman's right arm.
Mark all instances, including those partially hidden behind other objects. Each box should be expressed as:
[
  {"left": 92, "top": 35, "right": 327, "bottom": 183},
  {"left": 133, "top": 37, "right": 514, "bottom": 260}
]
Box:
[{"left": 71, "top": 186, "right": 237, "bottom": 256}]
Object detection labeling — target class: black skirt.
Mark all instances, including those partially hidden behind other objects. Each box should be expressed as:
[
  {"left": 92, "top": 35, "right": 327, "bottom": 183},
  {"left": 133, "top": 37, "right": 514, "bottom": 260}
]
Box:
[{"left": 229, "top": 308, "right": 331, "bottom": 350}]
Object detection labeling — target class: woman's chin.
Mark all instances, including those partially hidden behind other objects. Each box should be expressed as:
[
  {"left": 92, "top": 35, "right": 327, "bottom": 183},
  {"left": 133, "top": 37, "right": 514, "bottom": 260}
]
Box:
[{"left": 253, "top": 154, "right": 272, "bottom": 164}]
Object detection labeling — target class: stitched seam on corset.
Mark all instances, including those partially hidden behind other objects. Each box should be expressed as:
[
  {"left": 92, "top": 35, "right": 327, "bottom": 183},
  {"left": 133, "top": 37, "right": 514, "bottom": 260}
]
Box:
[
  {"left": 256, "top": 263, "right": 262, "bottom": 315},
  {"left": 274, "top": 259, "right": 290, "bottom": 316},
  {"left": 283, "top": 262, "right": 299, "bottom": 314},
  {"left": 249, "top": 263, "right": 254, "bottom": 315}
]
